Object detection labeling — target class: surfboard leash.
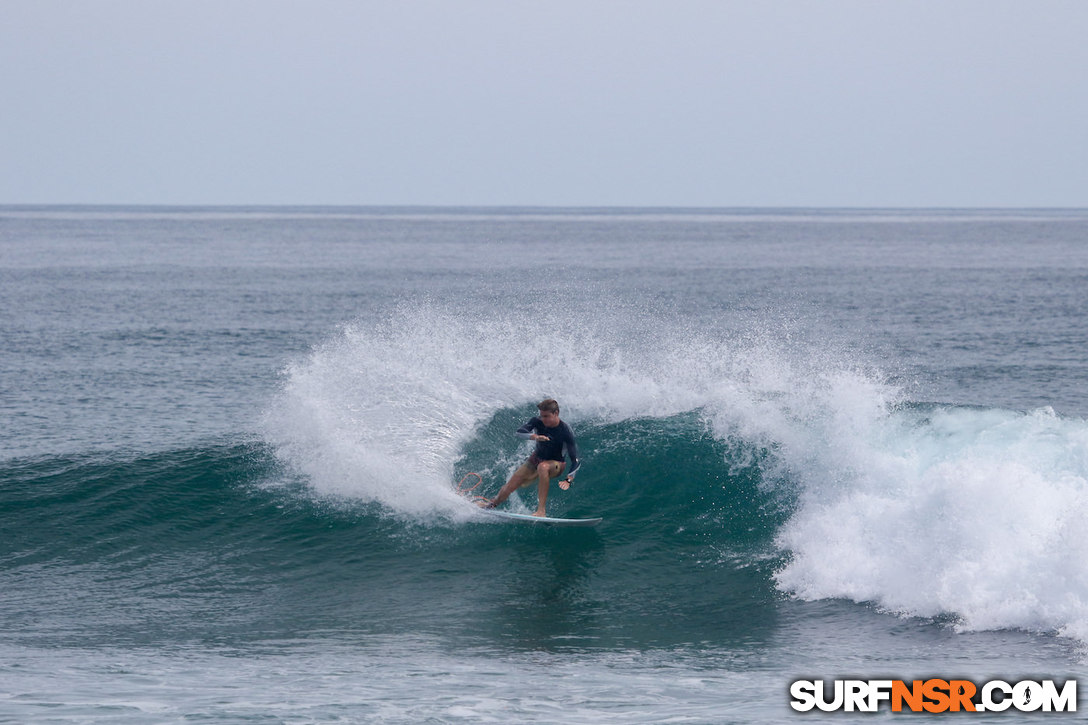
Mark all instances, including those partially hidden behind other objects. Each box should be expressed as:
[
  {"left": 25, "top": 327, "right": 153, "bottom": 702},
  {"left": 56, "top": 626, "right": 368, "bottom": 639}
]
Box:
[{"left": 456, "top": 472, "right": 490, "bottom": 505}]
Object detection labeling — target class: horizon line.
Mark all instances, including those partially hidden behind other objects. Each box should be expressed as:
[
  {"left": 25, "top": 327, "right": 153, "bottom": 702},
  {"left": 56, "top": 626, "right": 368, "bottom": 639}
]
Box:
[{"left": 3, "top": 203, "right": 1087, "bottom": 212}]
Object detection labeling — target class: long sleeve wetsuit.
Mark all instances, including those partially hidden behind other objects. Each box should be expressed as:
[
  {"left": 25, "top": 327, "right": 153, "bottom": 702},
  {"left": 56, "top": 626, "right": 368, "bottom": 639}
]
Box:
[{"left": 516, "top": 417, "right": 581, "bottom": 478}]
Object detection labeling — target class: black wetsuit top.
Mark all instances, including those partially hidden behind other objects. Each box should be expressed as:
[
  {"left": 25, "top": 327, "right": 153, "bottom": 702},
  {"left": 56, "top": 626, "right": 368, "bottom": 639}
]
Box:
[{"left": 517, "top": 417, "right": 581, "bottom": 478}]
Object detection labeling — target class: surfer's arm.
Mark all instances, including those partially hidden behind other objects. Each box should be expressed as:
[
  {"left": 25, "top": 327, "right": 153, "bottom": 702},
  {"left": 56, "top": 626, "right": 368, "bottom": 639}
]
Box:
[
  {"left": 516, "top": 419, "right": 539, "bottom": 440},
  {"left": 565, "top": 430, "right": 580, "bottom": 479}
]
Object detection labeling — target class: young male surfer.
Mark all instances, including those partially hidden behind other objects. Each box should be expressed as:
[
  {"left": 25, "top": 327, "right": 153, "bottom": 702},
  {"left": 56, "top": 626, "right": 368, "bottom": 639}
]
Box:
[{"left": 482, "top": 398, "right": 581, "bottom": 517}]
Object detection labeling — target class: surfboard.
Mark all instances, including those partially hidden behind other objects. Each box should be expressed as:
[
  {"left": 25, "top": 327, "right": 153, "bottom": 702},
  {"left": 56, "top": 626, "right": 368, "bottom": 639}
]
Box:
[{"left": 480, "top": 509, "right": 602, "bottom": 527}]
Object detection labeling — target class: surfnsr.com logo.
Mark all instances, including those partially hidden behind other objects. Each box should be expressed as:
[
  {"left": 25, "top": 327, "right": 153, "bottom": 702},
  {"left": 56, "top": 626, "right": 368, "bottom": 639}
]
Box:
[{"left": 790, "top": 678, "right": 1077, "bottom": 713}]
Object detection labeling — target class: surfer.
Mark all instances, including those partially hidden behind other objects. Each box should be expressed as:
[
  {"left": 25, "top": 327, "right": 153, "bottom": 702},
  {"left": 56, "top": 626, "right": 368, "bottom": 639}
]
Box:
[{"left": 483, "top": 398, "right": 581, "bottom": 517}]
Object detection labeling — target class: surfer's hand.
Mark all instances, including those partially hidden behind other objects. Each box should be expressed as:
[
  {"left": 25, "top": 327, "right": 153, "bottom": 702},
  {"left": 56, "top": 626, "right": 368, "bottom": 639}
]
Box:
[
  {"left": 559, "top": 477, "right": 572, "bottom": 490},
  {"left": 531, "top": 434, "right": 550, "bottom": 442}
]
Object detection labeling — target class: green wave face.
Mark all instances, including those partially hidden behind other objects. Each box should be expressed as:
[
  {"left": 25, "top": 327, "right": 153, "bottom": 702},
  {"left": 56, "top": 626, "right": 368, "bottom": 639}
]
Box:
[{"left": 0, "top": 416, "right": 790, "bottom": 652}]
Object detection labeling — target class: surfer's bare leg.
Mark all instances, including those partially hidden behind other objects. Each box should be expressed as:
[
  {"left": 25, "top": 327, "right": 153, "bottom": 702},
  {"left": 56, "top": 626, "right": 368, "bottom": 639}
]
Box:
[
  {"left": 534, "top": 461, "right": 565, "bottom": 517},
  {"left": 485, "top": 463, "right": 537, "bottom": 508}
]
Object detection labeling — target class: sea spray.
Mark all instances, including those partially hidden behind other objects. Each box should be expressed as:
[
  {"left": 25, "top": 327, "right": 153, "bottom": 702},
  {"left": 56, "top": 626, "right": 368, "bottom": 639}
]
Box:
[{"left": 260, "top": 302, "right": 852, "bottom": 518}]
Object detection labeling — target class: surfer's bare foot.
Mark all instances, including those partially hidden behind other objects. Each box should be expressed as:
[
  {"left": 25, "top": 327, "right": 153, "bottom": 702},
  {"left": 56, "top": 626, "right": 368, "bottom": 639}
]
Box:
[
  {"left": 476, "top": 498, "right": 493, "bottom": 509},
  {"left": 533, "top": 510, "right": 547, "bottom": 517}
]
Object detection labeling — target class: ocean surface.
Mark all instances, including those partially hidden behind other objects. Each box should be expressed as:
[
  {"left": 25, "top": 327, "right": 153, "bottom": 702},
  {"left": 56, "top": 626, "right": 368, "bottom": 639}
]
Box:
[{"left": 2, "top": 206, "right": 1088, "bottom": 722}]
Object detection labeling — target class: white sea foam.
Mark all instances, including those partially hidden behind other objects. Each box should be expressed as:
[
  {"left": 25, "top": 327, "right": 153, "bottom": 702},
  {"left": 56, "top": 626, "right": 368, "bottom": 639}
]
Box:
[
  {"left": 264, "top": 302, "right": 1088, "bottom": 643},
  {"left": 774, "top": 404, "right": 1088, "bottom": 643}
]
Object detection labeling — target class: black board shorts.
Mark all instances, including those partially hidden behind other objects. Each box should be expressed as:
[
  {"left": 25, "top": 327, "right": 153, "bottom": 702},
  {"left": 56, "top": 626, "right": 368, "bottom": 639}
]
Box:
[{"left": 527, "top": 453, "right": 564, "bottom": 470}]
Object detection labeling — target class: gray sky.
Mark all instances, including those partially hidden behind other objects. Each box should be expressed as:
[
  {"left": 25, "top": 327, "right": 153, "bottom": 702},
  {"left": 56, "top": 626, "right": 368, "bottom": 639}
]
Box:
[{"left": 2, "top": 1, "right": 1086, "bottom": 207}]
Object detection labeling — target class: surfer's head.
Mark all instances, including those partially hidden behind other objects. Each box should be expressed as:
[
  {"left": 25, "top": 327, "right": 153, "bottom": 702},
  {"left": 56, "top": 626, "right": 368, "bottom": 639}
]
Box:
[{"left": 538, "top": 398, "right": 560, "bottom": 426}]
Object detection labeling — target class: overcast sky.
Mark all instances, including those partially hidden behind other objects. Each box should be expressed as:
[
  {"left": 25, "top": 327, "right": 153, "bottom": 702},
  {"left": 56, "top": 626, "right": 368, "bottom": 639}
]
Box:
[{"left": 2, "top": 1, "right": 1086, "bottom": 207}]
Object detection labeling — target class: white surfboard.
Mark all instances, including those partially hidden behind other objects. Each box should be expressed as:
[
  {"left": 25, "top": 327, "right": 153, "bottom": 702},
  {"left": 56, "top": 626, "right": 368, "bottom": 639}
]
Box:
[{"left": 480, "top": 509, "right": 602, "bottom": 527}]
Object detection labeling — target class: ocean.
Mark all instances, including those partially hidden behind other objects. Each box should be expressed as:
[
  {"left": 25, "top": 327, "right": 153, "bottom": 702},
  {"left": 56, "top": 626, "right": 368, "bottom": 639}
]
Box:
[{"left": 2, "top": 206, "right": 1087, "bottom": 722}]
